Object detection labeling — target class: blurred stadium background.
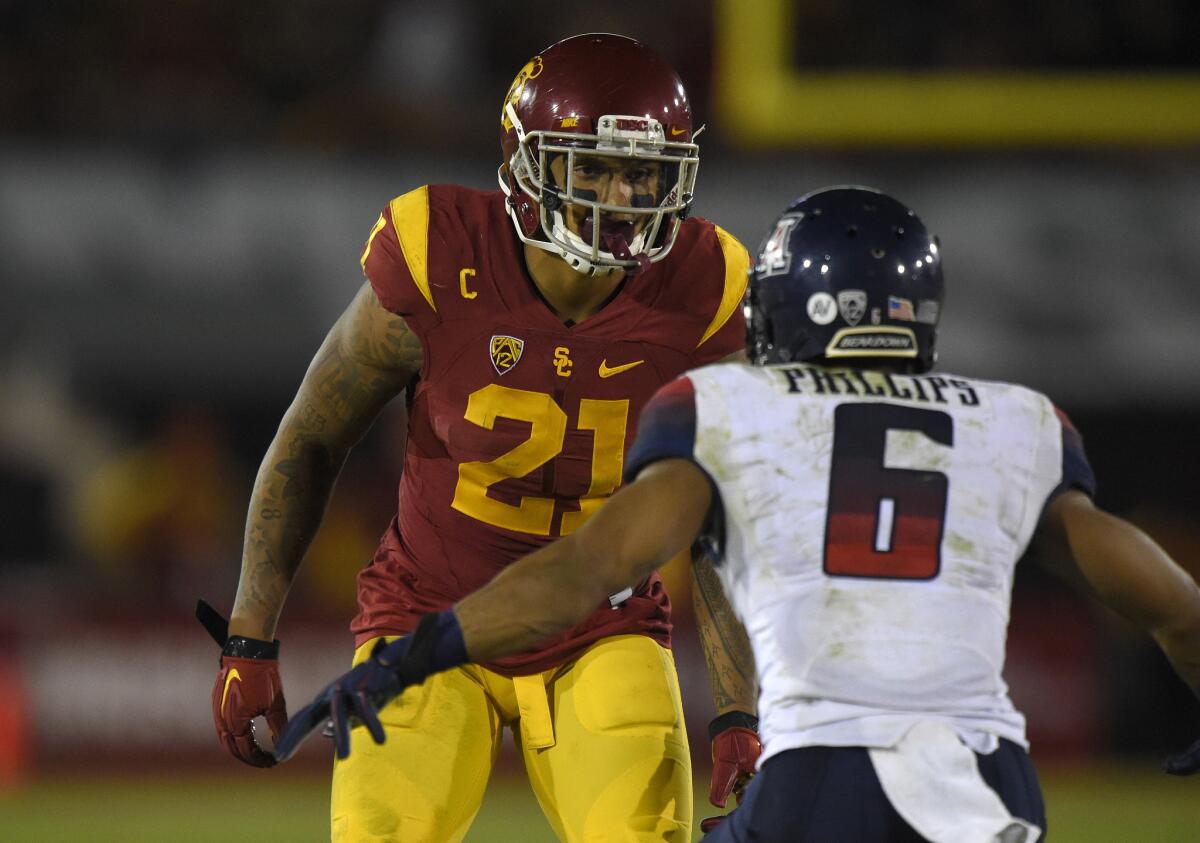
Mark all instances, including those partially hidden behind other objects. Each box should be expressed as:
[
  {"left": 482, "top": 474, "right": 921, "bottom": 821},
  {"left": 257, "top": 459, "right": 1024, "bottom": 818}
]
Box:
[{"left": 1, "top": 0, "right": 1198, "bottom": 839}]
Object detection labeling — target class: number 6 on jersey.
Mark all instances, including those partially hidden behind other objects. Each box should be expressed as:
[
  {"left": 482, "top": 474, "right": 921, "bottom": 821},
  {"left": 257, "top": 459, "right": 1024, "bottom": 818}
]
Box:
[{"left": 824, "top": 404, "right": 953, "bottom": 580}]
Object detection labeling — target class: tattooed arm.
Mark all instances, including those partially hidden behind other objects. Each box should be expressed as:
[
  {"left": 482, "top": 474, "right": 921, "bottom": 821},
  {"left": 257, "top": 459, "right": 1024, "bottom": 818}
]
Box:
[
  {"left": 227, "top": 283, "right": 422, "bottom": 640},
  {"left": 693, "top": 554, "right": 760, "bottom": 815},
  {"left": 694, "top": 350, "right": 756, "bottom": 709},
  {"left": 692, "top": 555, "right": 757, "bottom": 715}
]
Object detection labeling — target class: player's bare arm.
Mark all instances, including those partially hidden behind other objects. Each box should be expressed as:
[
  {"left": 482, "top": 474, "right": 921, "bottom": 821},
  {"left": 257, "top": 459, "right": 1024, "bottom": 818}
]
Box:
[
  {"left": 455, "top": 458, "right": 712, "bottom": 661},
  {"left": 693, "top": 552, "right": 763, "bottom": 825},
  {"left": 1031, "top": 489, "right": 1200, "bottom": 696},
  {"left": 228, "top": 283, "right": 421, "bottom": 640},
  {"left": 690, "top": 345, "right": 758, "bottom": 718},
  {"left": 693, "top": 557, "right": 757, "bottom": 714}
]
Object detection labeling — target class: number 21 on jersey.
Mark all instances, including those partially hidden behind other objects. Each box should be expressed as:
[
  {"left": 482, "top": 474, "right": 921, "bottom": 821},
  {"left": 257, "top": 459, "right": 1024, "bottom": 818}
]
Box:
[
  {"left": 451, "top": 383, "right": 628, "bottom": 536},
  {"left": 825, "top": 403, "right": 954, "bottom": 580}
]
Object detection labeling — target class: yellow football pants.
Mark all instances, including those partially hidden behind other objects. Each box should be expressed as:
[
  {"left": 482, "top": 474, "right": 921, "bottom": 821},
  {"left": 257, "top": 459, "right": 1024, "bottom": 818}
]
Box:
[{"left": 330, "top": 633, "right": 692, "bottom": 843}]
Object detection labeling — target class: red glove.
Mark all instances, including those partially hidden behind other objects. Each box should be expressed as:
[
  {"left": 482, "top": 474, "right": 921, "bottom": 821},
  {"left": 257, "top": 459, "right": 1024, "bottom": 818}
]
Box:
[
  {"left": 199, "top": 600, "right": 287, "bottom": 767},
  {"left": 212, "top": 648, "right": 288, "bottom": 767},
  {"left": 701, "top": 711, "right": 761, "bottom": 833}
]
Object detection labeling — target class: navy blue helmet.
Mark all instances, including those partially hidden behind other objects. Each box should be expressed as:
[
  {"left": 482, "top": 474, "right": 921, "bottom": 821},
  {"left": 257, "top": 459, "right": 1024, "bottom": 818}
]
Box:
[{"left": 746, "top": 186, "right": 944, "bottom": 372}]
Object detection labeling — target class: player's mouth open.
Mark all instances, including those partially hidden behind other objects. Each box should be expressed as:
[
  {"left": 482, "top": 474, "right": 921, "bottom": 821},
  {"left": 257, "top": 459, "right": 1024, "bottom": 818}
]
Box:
[
  {"left": 580, "top": 216, "right": 637, "bottom": 250},
  {"left": 580, "top": 216, "right": 635, "bottom": 240},
  {"left": 580, "top": 217, "right": 650, "bottom": 273}
]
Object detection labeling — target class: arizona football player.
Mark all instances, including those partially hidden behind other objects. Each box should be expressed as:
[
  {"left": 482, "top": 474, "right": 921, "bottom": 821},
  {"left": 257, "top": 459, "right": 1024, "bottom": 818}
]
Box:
[
  {"left": 276, "top": 187, "right": 1200, "bottom": 841},
  {"left": 206, "top": 34, "right": 757, "bottom": 841}
]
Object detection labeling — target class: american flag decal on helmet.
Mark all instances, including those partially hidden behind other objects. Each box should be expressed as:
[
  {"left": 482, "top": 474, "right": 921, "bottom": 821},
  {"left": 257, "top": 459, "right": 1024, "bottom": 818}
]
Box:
[{"left": 490, "top": 335, "right": 525, "bottom": 375}]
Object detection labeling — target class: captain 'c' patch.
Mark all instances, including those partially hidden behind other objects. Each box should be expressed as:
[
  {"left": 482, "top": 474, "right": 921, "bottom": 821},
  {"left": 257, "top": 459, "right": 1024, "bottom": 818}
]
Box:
[{"left": 490, "top": 335, "right": 525, "bottom": 375}]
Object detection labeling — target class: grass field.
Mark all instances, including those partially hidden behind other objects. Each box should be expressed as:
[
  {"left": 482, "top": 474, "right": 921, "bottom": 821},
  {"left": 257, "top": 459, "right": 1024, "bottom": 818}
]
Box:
[{"left": 0, "top": 764, "right": 1195, "bottom": 841}]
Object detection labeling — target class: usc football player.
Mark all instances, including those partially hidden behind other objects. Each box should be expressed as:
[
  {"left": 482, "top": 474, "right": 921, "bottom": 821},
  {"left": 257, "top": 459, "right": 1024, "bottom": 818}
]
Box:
[{"left": 207, "top": 33, "right": 757, "bottom": 841}]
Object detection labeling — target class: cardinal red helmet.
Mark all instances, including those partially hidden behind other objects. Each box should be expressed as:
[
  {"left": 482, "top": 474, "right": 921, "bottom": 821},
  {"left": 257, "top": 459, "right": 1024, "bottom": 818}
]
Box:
[{"left": 498, "top": 33, "right": 700, "bottom": 276}]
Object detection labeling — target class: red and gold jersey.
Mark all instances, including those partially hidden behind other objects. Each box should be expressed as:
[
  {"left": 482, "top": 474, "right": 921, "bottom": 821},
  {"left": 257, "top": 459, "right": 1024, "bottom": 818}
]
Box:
[{"left": 353, "top": 184, "right": 748, "bottom": 674}]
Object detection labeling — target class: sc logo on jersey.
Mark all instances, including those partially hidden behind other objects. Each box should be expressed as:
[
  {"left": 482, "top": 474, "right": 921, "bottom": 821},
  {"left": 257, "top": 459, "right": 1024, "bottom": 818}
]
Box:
[{"left": 553, "top": 346, "right": 572, "bottom": 377}]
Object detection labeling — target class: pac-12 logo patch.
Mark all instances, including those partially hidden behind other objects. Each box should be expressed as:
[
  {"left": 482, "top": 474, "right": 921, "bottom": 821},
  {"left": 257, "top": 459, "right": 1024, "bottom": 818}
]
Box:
[
  {"left": 837, "top": 290, "right": 868, "bottom": 326},
  {"left": 490, "top": 335, "right": 524, "bottom": 375}
]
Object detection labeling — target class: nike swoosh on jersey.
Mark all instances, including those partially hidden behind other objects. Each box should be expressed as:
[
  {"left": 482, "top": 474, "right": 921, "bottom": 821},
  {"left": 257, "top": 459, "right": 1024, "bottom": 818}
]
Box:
[
  {"left": 599, "top": 359, "right": 645, "bottom": 378},
  {"left": 670, "top": 127, "right": 687, "bottom": 137},
  {"left": 221, "top": 669, "right": 242, "bottom": 715}
]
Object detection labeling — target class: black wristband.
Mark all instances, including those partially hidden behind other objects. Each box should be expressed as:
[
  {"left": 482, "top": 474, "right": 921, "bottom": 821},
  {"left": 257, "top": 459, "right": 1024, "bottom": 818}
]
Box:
[
  {"left": 709, "top": 710, "right": 758, "bottom": 742},
  {"left": 222, "top": 635, "right": 280, "bottom": 660}
]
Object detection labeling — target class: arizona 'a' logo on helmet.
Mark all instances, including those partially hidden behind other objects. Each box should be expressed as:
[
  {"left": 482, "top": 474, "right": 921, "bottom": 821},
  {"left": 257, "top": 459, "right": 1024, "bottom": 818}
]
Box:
[
  {"left": 498, "top": 34, "right": 699, "bottom": 277},
  {"left": 490, "top": 335, "right": 525, "bottom": 375},
  {"left": 746, "top": 186, "right": 945, "bottom": 372},
  {"left": 758, "top": 214, "right": 801, "bottom": 278}
]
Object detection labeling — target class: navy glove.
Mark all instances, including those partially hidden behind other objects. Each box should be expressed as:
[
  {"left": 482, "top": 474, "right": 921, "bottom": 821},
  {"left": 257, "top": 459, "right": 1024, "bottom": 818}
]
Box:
[
  {"left": 1164, "top": 737, "right": 1200, "bottom": 776},
  {"left": 274, "top": 611, "right": 468, "bottom": 762}
]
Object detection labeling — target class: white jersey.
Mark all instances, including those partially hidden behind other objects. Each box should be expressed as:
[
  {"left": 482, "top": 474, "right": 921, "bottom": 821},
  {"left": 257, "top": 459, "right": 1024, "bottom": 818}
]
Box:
[{"left": 625, "top": 362, "right": 1094, "bottom": 764}]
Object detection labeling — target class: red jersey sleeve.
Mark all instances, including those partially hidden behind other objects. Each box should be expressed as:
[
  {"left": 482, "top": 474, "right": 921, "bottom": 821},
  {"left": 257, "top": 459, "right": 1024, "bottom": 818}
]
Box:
[
  {"left": 688, "top": 223, "right": 750, "bottom": 366},
  {"left": 360, "top": 186, "right": 441, "bottom": 321}
]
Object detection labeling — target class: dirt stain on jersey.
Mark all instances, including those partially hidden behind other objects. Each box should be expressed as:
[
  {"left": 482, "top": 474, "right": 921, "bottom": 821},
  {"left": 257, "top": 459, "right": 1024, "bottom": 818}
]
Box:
[{"left": 946, "top": 532, "right": 977, "bottom": 557}]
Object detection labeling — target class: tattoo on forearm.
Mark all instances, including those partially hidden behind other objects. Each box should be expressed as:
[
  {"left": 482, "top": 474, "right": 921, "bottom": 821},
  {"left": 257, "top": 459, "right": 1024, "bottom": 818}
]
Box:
[
  {"left": 233, "top": 286, "right": 419, "bottom": 631},
  {"left": 274, "top": 456, "right": 306, "bottom": 499},
  {"left": 299, "top": 402, "right": 327, "bottom": 433},
  {"left": 693, "top": 558, "right": 757, "bottom": 712}
]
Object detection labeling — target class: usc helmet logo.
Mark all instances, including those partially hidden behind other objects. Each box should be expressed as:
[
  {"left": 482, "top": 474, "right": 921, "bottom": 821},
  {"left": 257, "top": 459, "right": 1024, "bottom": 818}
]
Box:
[{"left": 501, "top": 56, "right": 544, "bottom": 130}]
